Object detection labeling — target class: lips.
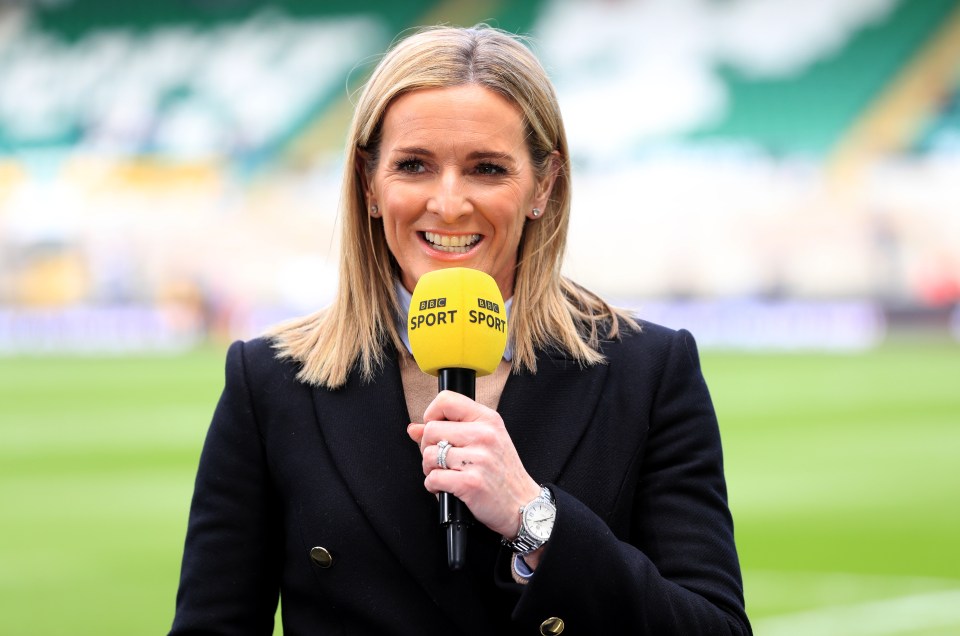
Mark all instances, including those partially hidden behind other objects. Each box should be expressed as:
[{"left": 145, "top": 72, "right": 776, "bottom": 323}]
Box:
[{"left": 422, "top": 231, "right": 482, "bottom": 254}]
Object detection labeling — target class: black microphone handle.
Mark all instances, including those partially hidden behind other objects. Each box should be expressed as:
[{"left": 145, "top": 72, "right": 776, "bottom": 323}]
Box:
[{"left": 437, "top": 368, "right": 476, "bottom": 570}]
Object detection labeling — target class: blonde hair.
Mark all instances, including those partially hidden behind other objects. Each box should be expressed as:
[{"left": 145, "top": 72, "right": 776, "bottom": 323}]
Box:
[{"left": 270, "top": 25, "right": 637, "bottom": 388}]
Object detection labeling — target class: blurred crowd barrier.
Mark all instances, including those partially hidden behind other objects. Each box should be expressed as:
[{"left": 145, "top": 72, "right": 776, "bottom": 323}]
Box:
[{"left": 1, "top": 0, "right": 959, "bottom": 352}]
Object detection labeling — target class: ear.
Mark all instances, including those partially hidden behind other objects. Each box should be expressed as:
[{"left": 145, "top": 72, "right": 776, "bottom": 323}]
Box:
[
  {"left": 528, "top": 150, "right": 561, "bottom": 219},
  {"left": 355, "top": 148, "right": 376, "bottom": 206}
]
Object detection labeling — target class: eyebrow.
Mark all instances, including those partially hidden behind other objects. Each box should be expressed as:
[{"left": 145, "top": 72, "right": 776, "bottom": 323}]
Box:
[
  {"left": 393, "top": 146, "right": 432, "bottom": 157},
  {"left": 467, "top": 150, "right": 517, "bottom": 164},
  {"left": 392, "top": 147, "right": 518, "bottom": 164}
]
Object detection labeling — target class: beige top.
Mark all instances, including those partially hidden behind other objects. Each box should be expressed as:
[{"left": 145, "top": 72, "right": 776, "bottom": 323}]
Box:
[{"left": 398, "top": 349, "right": 511, "bottom": 423}]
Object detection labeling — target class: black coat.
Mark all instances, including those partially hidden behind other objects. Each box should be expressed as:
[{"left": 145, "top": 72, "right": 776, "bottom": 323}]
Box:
[{"left": 170, "top": 321, "right": 750, "bottom": 635}]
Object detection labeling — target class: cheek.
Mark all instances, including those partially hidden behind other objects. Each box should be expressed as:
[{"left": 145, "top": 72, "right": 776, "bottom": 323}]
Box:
[
  {"left": 487, "top": 180, "right": 537, "bottom": 222},
  {"left": 381, "top": 184, "right": 426, "bottom": 220},
  {"left": 488, "top": 194, "right": 529, "bottom": 236}
]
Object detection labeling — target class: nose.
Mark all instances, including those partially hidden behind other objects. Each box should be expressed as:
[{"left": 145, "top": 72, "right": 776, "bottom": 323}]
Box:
[{"left": 426, "top": 169, "right": 472, "bottom": 222}]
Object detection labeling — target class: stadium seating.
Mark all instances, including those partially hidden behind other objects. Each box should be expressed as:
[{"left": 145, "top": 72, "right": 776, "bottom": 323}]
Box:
[{"left": 1, "top": 0, "right": 958, "bottom": 346}]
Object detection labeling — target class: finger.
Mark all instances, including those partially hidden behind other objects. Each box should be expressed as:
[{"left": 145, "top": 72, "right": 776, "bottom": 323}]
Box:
[
  {"left": 419, "top": 420, "right": 479, "bottom": 451},
  {"left": 407, "top": 423, "right": 425, "bottom": 445},
  {"left": 423, "top": 443, "right": 445, "bottom": 474},
  {"left": 418, "top": 420, "right": 491, "bottom": 454},
  {"left": 423, "top": 390, "right": 496, "bottom": 425},
  {"left": 422, "top": 442, "right": 478, "bottom": 474},
  {"left": 422, "top": 464, "right": 482, "bottom": 499}
]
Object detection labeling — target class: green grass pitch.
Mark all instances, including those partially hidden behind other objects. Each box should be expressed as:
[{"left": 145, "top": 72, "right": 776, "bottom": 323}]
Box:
[{"left": 2, "top": 340, "right": 958, "bottom": 634}]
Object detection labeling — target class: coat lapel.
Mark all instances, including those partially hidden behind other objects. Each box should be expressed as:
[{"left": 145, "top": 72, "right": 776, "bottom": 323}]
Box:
[
  {"left": 309, "top": 349, "right": 492, "bottom": 631},
  {"left": 498, "top": 348, "right": 611, "bottom": 486}
]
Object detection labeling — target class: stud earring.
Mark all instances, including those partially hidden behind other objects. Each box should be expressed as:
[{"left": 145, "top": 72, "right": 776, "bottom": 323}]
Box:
[
  {"left": 370, "top": 205, "right": 379, "bottom": 217},
  {"left": 531, "top": 208, "right": 542, "bottom": 218}
]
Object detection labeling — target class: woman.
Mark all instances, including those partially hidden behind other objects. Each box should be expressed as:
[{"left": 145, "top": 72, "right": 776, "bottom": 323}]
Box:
[{"left": 170, "top": 25, "right": 751, "bottom": 635}]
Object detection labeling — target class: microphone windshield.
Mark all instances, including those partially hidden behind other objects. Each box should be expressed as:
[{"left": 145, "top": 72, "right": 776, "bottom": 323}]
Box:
[{"left": 408, "top": 268, "right": 508, "bottom": 377}]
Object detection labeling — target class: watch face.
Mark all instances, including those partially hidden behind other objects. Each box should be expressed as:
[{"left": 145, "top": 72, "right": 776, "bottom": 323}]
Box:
[{"left": 523, "top": 500, "right": 556, "bottom": 541}]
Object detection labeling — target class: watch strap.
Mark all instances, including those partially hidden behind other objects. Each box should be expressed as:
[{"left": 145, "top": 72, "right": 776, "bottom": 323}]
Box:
[{"left": 502, "top": 486, "right": 555, "bottom": 555}]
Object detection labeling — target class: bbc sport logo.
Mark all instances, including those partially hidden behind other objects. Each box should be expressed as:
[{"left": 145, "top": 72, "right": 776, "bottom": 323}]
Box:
[
  {"left": 477, "top": 298, "right": 499, "bottom": 313},
  {"left": 418, "top": 298, "right": 447, "bottom": 311}
]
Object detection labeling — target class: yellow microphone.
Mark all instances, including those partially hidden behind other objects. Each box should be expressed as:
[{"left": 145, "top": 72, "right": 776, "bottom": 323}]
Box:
[
  {"left": 408, "top": 267, "right": 508, "bottom": 378},
  {"left": 407, "top": 267, "right": 508, "bottom": 570}
]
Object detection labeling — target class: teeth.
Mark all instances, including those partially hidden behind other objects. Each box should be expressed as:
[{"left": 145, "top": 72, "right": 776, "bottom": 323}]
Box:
[{"left": 424, "top": 232, "right": 481, "bottom": 253}]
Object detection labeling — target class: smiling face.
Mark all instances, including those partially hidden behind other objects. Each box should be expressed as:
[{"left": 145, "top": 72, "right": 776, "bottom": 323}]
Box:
[{"left": 363, "top": 84, "right": 556, "bottom": 298}]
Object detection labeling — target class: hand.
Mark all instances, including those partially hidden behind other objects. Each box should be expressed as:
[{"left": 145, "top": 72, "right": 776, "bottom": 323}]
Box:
[{"left": 407, "top": 390, "right": 541, "bottom": 540}]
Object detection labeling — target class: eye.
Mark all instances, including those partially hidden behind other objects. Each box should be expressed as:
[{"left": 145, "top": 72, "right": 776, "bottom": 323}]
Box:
[
  {"left": 475, "top": 162, "right": 507, "bottom": 176},
  {"left": 394, "top": 158, "right": 425, "bottom": 174}
]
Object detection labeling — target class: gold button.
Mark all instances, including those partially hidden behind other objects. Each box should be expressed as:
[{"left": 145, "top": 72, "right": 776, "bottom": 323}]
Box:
[
  {"left": 309, "top": 546, "right": 333, "bottom": 568},
  {"left": 540, "top": 617, "right": 564, "bottom": 635}
]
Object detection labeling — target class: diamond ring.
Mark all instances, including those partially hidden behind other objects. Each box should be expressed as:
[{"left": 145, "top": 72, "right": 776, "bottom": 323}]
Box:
[{"left": 437, "top": 440, "right": 451, "bottom": 470}]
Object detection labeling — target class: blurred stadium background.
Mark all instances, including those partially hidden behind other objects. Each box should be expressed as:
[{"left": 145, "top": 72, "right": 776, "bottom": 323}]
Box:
[{"left": 1, "top": 0, "right": 958, "bottom": 634}]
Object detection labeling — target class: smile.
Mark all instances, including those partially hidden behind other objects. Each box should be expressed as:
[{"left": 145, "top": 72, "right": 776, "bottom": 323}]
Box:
[{"left": 422, "top": 231, "right": 482, "bottom": 254}]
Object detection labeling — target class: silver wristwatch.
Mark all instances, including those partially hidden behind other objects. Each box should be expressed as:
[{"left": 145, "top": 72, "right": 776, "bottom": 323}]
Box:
[{"left": 502, "top": 486, "right": 556, "bottom": 555}]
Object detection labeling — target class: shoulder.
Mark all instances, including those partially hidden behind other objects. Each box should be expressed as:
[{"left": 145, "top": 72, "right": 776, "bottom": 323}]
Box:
[
  {"left": 224, "top": 336, "right": 306, "bottom": 391},
  {"left": 602, "top": 318, "right": 700, "bottom": 364},
  {"left": 590, "top": 320, "right": 709, "bottom": 399}
]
